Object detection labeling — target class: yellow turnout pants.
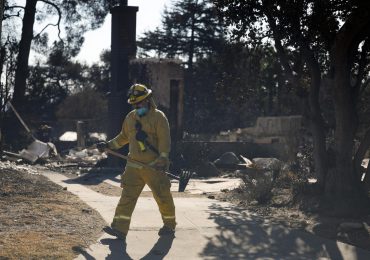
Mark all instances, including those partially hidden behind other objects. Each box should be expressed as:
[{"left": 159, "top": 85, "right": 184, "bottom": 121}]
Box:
[{"left": 111, "top": 166, "right": 176, "bottom": 234}]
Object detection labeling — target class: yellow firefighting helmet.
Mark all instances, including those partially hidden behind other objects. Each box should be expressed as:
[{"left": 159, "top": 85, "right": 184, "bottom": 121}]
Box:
[{"left": 127, "top": 84, "right": 152, "bottom": 104}]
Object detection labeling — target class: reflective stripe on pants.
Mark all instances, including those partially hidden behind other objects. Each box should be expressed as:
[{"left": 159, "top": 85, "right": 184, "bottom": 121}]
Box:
[
  {"left": 162, "top": 215, "right": 176, "bottom": 219},
  {"left": 114, "top": 215, "right": 131, "bottom": 221},
  {"left": 112, "top": 166, "right": 176, "bottom": 234}
]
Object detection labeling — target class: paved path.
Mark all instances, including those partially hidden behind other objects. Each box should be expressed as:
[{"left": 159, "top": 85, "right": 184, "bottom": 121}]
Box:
[{"left": 42, "top": 171, "right": 370, "bottom": 260}]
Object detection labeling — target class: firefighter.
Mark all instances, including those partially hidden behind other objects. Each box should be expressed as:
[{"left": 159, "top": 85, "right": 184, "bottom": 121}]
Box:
[{"left": 97, "top": 84, "right": 176, "bottom": 242}]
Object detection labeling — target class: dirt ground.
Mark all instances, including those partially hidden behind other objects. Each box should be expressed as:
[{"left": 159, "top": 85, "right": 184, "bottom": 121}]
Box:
[
  {"left": 1, "top": 160, "right": 370, "bottom": 259},
  {"left": 0, "top": 165, "right": 106, "bottom": 260}
]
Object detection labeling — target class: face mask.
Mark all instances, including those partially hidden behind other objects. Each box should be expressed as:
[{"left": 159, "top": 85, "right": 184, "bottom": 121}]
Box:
[{"left": 136, "top": 107, "right": 148, "bottom": 117}]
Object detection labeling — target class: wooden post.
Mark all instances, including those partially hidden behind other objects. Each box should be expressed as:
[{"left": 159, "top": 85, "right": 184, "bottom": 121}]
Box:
[{"left": 76, "top": 121, "right": 86, "bottom": 148}]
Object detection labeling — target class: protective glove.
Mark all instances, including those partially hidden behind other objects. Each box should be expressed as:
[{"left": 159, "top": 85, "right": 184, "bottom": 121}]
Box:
[
  {"left": 150, "top": 156, "right": 170, "bottom": 171},
  {"left": 96, "top": 142, "right": 108, "bottom": 152}
]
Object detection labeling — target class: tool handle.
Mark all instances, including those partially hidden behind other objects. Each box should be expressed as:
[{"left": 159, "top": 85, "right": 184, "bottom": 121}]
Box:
[
  {"left": 105, "top": 148, "right": 180, "bottom": 180},
  {"left": 7, "top": 101, "right": 37, "bottom": 141}
]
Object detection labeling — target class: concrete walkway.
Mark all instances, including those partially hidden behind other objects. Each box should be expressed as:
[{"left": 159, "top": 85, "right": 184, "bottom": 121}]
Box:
[{"left": 42, "top": 171, "right": 370, "bottom": 260}]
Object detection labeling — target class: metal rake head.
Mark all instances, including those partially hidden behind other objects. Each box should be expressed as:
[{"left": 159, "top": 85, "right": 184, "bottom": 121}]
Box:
[{"left": 178, "top": 170, "right": 193, "bottom": 192}]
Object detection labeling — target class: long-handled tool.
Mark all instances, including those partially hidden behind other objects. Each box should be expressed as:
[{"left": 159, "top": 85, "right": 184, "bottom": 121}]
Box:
[
  {"left": 7, "top": 101, "right": 37, "bottom": 141},
  {"left": 6, "top": 101, "right": 53, "bottom": 163},
  {"left": 105, "top": 148, "right": 192, "bottom": 192}
]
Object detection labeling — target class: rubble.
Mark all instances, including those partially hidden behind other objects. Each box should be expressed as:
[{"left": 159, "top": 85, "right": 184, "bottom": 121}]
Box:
[
  {"left": 19, "top": 140, "right": 58, "bottom": 163},
  {"left": 58, "top": 131, "right": 107, "bottom": 142},
  {"left": 0, "top": 159, "right": 39, "bottom": 175},
  {"left": 3, "top": 102, "right": 58, "bottom": 163},
  {"left": 214, "top": 152, "right": 242, "bottom": 168},
  {"left": 182, "top": 116, "right": 304, "bottom": 161},
  {"left": 362, "top": 159, "right": 369, "bottom": 169},
  {"left": 2, "top": 142, "right": 106, "bottom": 175},
  {"left": 2, "top": 141, "right": 58, "bottom": 164},
  {"left": 66, "top": 148, "right": 107, "bottom": 163},
  {"left": 252, "top": 158, "right": 282, "bottom": 171},
  {"left": 184, "top": 116, "right": 303, "bottom": 143},
  {"left": 59, "top": 131, "right": 78, "bottom": 142},
  {"left": 195, "top": 161, "right": 220, "bottom": 177},
  {"left": 239, "top": 155, "right": 253, "bottom": 166},
  {"left": 88, "top": 132, "right": 107, "bottom": 142}
]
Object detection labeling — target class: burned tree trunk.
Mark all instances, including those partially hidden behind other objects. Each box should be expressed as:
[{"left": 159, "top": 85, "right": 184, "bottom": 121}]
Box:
[
  {"left": 302, "top": 47, "right": 328, "bottom": 189},
  {"left": 326, "top": 71, "right": 358, "bottom": 195},
  {"left": 12, "top": 0, "right": 37, "bottom": 106},
  {"left": 323, "top": 9, "right": 370, "bottom": 214}
]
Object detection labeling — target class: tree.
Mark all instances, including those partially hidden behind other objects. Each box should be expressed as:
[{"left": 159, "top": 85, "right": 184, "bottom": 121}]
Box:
[
  {"left": 0, "top": 37, "right": 17, "bottom": 112},
  {"left": 186, "top": 42, "right": 299, "bottom": 133},
  {"left": 138, "top": 0, "right": 225, "bottom": 73},
  {"left": 215, "top": 0, "right": 370, "bottom": 213},
  {"left": 56, "top": 88, "right": 107, "bottom": 121},
  {"left": 5, "top": 0, "right": 110, "bottom": 107},
  {"left": 26, "top": 45, "right": 81, "bottom": 116},
  {"left": 86, "top": 49, "right": 111, "bottom": 94},
  {"left": 138, "top": 1, "right": 298, "bottom": 133}
]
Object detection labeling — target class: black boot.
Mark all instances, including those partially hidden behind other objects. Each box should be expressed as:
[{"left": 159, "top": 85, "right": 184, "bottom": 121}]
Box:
[
  {"left": 103, "top": 226, "right": 127, "bottom": 241},
  {"left": 158, "top": 225, "right": 175, "bottom": 236}
]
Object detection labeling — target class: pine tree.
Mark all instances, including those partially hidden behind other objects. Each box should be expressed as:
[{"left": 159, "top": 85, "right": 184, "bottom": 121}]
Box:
[{"left": 138, "top": 0, "right": 225, "bottom": 72}]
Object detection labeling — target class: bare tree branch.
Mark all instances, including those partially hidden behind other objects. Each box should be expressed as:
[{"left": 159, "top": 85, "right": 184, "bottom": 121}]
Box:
[
  {"left": 35, "top": 0, "right": 62, "bottom": 40},
  {"left": 3, "top": 6, "right": 23, "bottom": 20},
  {"left": 33, "top": 22, "right": 59, "bottom": 39},
  {"left": 3, "top": 13, "right": 22, "bottom": 19},
  {"left": 332, "top": 8, "right": 370, "bottom": 70},
  {"left": 266, "top": 18, "right": 293, "bottom": 77},
  {"left": 5, "top": 5, "right": 25, "bottom": 10}
]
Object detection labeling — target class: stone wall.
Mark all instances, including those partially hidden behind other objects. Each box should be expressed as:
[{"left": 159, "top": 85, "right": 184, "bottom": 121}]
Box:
[
  {"left": 130, "top": 58, "right": 184, "bottom": 109},
  {"left": 251, "top": 116, "right": 303, "bottom": 137},
  {"left": 189, "top": 116, "right": 303, "bottom": 142},
  {"left": 183, "top": 116, "right": 304, "bottom": 161},
  {"left": 130, "top": 58, "right": 185, "bottom": 141}
]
